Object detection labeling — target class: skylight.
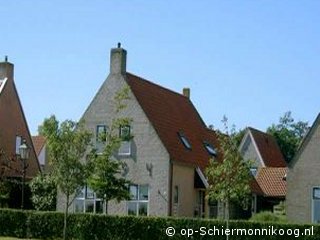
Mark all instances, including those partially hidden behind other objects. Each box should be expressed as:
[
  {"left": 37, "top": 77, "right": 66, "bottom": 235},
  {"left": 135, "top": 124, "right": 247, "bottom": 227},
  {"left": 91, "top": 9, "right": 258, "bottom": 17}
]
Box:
[
  {"left": 204, "top": 142, "right": 217, "bottom": 156},
  {"left": 178, "top": 132, "right": 192, "bottom": 150}
]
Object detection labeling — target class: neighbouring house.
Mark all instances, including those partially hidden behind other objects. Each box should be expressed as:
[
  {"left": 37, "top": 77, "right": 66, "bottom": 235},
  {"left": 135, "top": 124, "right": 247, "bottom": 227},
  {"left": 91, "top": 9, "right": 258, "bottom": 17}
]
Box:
[
  {"left": 287, "top": 113, "right": 320, "bottom": 223},
  {"left": 57, "top": 45, "right": 221, "bottom": 218},
  {"left": 32, "top": 136, "right": 50, "bottom": 173},
  {"left": 239, "top": 127, "right": 287, "bottom": 216},
  {"left": 0, "top": 58, "right": 40, "bottom": 208}
]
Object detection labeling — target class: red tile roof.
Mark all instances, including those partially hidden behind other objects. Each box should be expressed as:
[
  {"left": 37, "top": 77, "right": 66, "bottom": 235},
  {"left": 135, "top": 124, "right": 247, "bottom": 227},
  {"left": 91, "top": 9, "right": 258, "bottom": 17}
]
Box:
[
  {"left": 32, "top": 136, "right": 46, "bottom": 156},
  {"left": 249, "top": 127, "right": 286, "bottom": 167},
  {"left": 250, "top": 177, "right": 264, "bottom": 196},
  {"left": 255, "top": 167, "right": 287, "bottom": 197},
  {"left": 125, "top": 72, "right": 220, "bottom": 171}
]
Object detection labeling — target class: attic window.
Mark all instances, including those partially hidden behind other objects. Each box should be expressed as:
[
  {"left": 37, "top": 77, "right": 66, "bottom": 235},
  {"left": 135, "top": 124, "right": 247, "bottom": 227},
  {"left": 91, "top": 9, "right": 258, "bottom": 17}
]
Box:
[
  {"left": 119, "top": 125, "right": 131, "bottom": 141},
  {"left": 178, "top": 132, "right": 191, "bottom": 150},
  {"left": 203, "top": 142, "right": 217, "bottom": 156}
]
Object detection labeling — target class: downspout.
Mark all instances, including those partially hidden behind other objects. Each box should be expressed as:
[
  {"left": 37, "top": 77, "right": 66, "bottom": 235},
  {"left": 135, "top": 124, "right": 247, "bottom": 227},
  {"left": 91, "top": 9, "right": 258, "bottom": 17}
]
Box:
[{"left": 168, "top": 160, "right": 173, "bottom": 216}]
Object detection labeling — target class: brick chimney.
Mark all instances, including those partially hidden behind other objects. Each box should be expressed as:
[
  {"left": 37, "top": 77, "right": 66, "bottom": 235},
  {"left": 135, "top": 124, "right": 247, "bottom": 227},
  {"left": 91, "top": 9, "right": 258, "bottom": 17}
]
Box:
[
  {"left": 110, "top": 43, "right": 127, "bottom": 75},
  {"left": 182, "top": 88, "right": 190, "bottom": 98},
  {"left": 0, "top": 56, "right": 14, "bottom": 80}
]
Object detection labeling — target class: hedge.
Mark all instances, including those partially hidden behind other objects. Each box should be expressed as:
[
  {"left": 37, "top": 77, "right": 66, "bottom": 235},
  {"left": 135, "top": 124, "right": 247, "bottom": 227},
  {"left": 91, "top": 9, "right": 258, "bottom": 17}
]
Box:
[{"left": 0, "top": 208, "right": 319, "bottom": 240}]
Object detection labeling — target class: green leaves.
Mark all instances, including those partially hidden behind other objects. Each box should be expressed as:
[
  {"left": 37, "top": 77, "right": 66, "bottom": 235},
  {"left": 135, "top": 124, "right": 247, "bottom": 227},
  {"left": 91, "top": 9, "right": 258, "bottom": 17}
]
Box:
[
  {"left": 206, "top": 117, "right": 252, "bottom": 219},
  {"left": 29, "top": 174, "right": 56, "bottom": 211},
  {"left": 39, "top": 115, "right": 93, "bottom": 201},
  {"left": 267, "top": 111, "right": 309, "bottom": 162},
  {"left": 88, "top": 87, "right": 132, "bottom": 204}
]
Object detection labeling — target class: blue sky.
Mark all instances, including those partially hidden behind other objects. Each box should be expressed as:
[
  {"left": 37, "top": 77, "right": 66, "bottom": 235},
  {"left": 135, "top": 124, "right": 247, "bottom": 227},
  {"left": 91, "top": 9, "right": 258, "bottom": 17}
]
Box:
[{"left": 1, "top": 1, "right": 319, "bottom": 134}]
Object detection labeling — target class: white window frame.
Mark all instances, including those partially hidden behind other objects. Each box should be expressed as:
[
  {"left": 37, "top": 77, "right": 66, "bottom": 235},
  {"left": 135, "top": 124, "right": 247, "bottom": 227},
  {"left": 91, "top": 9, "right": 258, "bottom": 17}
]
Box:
[
  {"left": 118, "top": 125, "right": 132, "bottom": 156},
  {"left": 73, "top": 186, "right": 104, "bottom": 214},
  {"left": 15, "top": 135, "right": 22, "bottom": 155},
  {"left": 96, "top": 125, "right": 107, "bottom": 154},
  {"left": 178, "top": 132, "right": 192, "bottom": 150},
  {"left": 127, "top": 184, "right": 149, "bottom": 216},
  {"left": 203, "top": 141, "right": 217, "bottom": 156},
  {"left": 118, "top": 141, "right": 131, "bottom": 156},
  {"left": 312, "top": 186, "right": 320, "bottom": 223}
]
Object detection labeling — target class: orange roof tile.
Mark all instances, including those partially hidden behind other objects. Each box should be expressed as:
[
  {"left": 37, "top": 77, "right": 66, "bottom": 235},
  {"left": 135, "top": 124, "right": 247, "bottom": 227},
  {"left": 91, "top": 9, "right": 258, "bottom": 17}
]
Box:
[
  {"left": 255, "top": 167, "right": 287, "bottom": 197},
  {"left": 125, "top": 72, "right": 220, "bottom": 171}
]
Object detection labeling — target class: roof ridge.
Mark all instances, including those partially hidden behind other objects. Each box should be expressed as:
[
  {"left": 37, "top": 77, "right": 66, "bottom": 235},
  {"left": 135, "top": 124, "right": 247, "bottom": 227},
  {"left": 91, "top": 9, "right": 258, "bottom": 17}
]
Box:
[
  {"left": 248, "top": 126, "right": 268, "bottom": 135},
  {"left": 126, "top": 72, "right": 188, "bottom": 99}
]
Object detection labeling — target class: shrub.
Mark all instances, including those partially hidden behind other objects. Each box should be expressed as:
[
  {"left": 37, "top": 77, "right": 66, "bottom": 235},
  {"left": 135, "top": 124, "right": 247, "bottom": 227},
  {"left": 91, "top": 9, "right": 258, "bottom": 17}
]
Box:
[
  {"left": 0, "top": 209, "right": 28, "bottom": 238},
  {"left": 0, "top": 208, "right": 319, "bottom": 240},
  {"left": 250, "top": 211, "right": 287, "bottom": 223}
]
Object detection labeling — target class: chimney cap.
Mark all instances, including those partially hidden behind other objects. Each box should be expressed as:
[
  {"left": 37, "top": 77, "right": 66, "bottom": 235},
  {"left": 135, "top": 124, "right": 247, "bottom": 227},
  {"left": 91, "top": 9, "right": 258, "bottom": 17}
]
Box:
[{"left": 182, "top": 88, "right": 190, "bottom": 98}]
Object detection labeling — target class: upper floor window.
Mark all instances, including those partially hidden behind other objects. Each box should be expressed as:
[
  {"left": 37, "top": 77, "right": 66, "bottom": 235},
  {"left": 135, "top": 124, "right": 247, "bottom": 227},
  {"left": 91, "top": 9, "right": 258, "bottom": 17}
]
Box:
[
  {"left": 118, "top": 125, "right": 131, "bottom": 156},
  {"left": 128, "top": 184, "right": 149, "bottom": 216},
  {"left": 178, "top": 132, "right": 191, "bottom": 150},
  {"left": 96, "top": 125, "right": 107, "bottom": 154},
  {"left": 15, "top": 136, "right": 22, "bottom": 155},
  {"left": 119, "top": 125, "right": 131, "bottom": 141},
  {"left": 203, "top": 142, "right": 217, "bottom": 156},
  {"left": 96, "top": 125, "right": 107, "bottom": 142}
]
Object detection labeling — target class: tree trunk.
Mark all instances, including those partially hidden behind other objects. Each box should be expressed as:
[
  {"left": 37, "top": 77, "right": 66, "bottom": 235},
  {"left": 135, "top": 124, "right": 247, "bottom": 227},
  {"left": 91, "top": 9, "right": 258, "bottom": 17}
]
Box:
[
  {"left": 225, "top": 198, "right": 230, "bottom": 240},
  {"left": 63, "top": 194, "right": 69, "bottom": 240}
]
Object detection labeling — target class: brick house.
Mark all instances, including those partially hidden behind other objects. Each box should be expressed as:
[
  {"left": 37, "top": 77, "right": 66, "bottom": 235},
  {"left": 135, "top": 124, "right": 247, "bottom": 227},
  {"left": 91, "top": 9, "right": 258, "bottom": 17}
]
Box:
[
  {"left": 57, "top": 45, "right": 221, "bottom": 217},
  {"left": 287, "top": 113, "right": 320, "bottom": 223},
  {"left": 0, "top": 58, "right": 40, "bottom": 208},
  {"left": 239, "top": 127, "right": 287, "bottom": 215}
]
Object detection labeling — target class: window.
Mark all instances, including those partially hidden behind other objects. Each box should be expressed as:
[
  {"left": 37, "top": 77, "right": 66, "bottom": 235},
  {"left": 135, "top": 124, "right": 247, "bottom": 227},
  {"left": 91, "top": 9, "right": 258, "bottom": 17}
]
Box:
[
  {"left": 96, "top": 125, "right": 107, "bottom": 142},
  {"left": 250, "top": 167, "right": 258, "bottom": 177},
  {"left": 119, "top": 125, "right": 131, "bottom": 141},
  {"left": 128, "top": 184, "right": 149, "bottom": 216},
  {"left": 15, "top": 136, "right": 22, "bottom": 155},
  {"left": 194, "top": 190, "right": 205, "bottom": 218},
  {"left": 240, "top": 136, "right": 251, "bottom": 155},
  {"left": 203, "top": 142, "right": 217, "bottom": 156},
  {"left": 73, "top": 186, "right": 104, "bottom": 214},
  {"left": 178, "top": 132, "right": 191, "bottom": 150},
  {"left": 312, "top": 187, "right": 320, "bottom": 223},
  {"left": 119, "top": 125, "right": 131, "bottom": 156},
  {"left": 96, "top": 125, "right": 107, "bottom": 154}
]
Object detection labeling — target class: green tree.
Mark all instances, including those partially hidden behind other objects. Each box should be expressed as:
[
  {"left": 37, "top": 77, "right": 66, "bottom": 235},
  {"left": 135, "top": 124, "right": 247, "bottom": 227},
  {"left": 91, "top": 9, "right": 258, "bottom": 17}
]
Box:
[
  {"left": 30, "top": 173, "right": 56, "bottom": 211},
  {"left": 40, "top": 116, "right": 93, "bottom": 240},
  {"left": 88, "top": 87, "right": 132, "bottom": 212},
  {"left": 267, "top": 111, "right": 309, "bottom": 162},
  {"left": 206, "top": 116, "right": 252, "bottom": 225}
]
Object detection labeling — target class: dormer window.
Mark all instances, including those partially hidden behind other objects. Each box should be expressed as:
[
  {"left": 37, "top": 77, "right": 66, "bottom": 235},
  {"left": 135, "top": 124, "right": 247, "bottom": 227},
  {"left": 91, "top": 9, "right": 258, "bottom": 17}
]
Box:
[
  {"left": 203, "top": 142, "right": 217, "bottom": 156},
  {"left": 178, "top": 132, "right": 191, "bottom": 150}
]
